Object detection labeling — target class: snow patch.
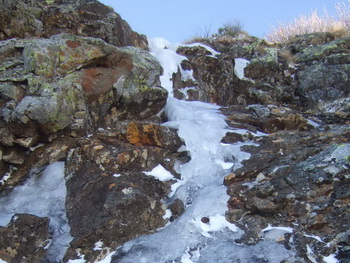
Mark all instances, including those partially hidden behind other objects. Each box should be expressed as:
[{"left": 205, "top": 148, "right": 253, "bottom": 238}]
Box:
[
  {"left": 185, "top": 42, "right": 220, "bottom": 57},
  {"left": 234, "top": 58, "right": 250, "bottom": 79},
  {"left": 163, "top": 209, "right": 172, "bottom": 220},
  {"left": 94, "top": 240, "right": 104, "bottom": 251},
  {"left": 262, "top": 224, "right": 293, "bottom": 233},
  {"left": 143, "top": 164, "right": 175, "bottom": 182},
  {"left": 304, "top": 234, "right": 325, "bottom": 243},
  {"left": 323, "top": 254, "right": 339, "bottom": 263}
]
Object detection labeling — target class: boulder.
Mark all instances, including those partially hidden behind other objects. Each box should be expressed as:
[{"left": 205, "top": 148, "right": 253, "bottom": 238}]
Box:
[
  {"left": 0, "top": 214, "right": 52, "bottom": 263},
  {"left": 64, "top": 126, "right": 184, "bottom": 261}
]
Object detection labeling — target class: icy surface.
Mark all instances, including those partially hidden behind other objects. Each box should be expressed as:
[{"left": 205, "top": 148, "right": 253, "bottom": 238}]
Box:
[
  {"left": 234, "top": 58, "right": 250, "bottom": 79},
  {"left": 324, "top": 254, "right": 339, "bottom": 263},
  {"left": 0, "top": 162, "right": 72, "bottom": 262},
  {"left": 103, "top": 37, "right": 295, "bottom": 263}
]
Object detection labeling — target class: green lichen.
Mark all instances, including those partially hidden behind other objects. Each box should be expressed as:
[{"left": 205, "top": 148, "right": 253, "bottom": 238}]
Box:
[
  {"left": 134, "top": 77, "right": 151, "bottom": 92},
  {"left": 45, "top": 0, "right": 55, "bottom": 4}
]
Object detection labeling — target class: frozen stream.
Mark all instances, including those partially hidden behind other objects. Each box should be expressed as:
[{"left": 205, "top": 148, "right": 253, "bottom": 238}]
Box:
[
  {"left": 0, "top": 38, "right": 295, "bottom": 263},
  {"left": 108, "top": 38, "right": 294, "bottom": 262}
]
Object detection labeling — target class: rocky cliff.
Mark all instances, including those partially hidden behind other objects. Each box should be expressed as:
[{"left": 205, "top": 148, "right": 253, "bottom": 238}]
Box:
[{"left": 0, "top": 1, "right": 349, "bottom": 263}]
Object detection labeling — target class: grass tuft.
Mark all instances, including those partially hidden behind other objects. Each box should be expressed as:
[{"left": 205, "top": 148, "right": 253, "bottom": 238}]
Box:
[{"left": 265, "top": 2, "right": 350, "bottom": 43}]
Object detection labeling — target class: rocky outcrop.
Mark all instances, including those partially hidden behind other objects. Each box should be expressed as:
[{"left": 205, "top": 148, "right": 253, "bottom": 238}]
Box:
[
  {"left": 0, "top": 32, "right": 165, "bottom": 196},
  {"left": 1, "top": 0, "right": 350, "bottom": 261},
  {"left": 0, "top": 0, "right": 148, "bottom": 49},
  {"left": 0, "top": 214, "right": 52, "bottom": 263},
  {"left": 223, "top": 110, "right": 350, "bottom": 261}
]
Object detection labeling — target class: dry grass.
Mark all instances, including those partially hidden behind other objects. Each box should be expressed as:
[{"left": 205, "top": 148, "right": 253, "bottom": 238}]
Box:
[
  {"left": 218, "top": 20, "right": 245, "bottom": 37},
  {"left": 266, "top": 1, "right": 350, "bottom": 43}
]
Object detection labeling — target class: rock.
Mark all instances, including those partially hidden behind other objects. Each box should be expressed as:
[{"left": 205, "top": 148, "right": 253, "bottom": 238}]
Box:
[
  {"left": 0, "top": 0, "right": 148, "bottom": 49},
  {"left": 64, "top": 126, "right": 185, "bottom": 261},
  {"left": 224, "top": 117, "right": 350, "bottom": 259},
  {"left": 2, "top": 147, "right": 27, "bottom": 165},
  {"left": 295, "top": 36, "right": 350, "bottom": 63},
  {"left": 0, "top": 137, "right": 76, "bottom": 196},
  {"left": 189, "top": 54, "right": 236, "bottom": 104},
  {"left": 0, "top": 31, "right": 165, "bottom": 193},
  {"left": 170, "top": 198, "right": 185, "bottom": 221},
  {"left": 221, "top": 104, "right": 312, "bottom": 134},
  {"left": 65, "top": 169, "right": 168, "bottom": 262},
  {"left": 295, "top": 63, "right": 350, "bottom": 106},
  {"left": 0, "top": 214, "right": 52, "bottom": 263},
  {"left": 125, "top": 122, "right": 183, "bottom": 151}
]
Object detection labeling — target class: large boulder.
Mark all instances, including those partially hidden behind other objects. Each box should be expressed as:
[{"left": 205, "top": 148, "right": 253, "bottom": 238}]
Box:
[
  {"left": 0, "top": 0, "right": 148, "bottom": 49},
  {"left": 64, "top": 126, "right": 184, "bottom": 261}
]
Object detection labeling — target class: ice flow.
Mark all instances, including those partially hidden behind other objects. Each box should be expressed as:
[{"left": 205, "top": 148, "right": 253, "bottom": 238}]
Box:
[{"left": 109, "top": 38, "right": 294, "bottom": 262}]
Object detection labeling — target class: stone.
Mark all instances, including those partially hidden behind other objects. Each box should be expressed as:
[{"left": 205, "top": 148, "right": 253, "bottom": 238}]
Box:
[
  {"left": 0, "top": 214, "right": 52, "bottom": 263},
  {"left": 125, "top": 122, "right": 183, "bottom": 151},
  {"left": 170, "top": 198, "right": 185, "bottom": 221}
]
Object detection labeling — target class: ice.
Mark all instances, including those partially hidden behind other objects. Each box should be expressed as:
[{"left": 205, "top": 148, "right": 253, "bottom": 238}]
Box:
[
  {"left": 234, "top": 58, "right": 250, "bottom": 79},
  {"left": 148, "top": 37, "right": 187, "bottom": 96},
  {"left": 143, "top": 164, "right": 175, "bottom": 182},
  {"left": 0, "top": 162, "right": 72, "bottom": 262},
  {"left": 184, "top": 42, "right": 220, "bottom": 57},
  {"left": 262, "top": 224, "right": 294, "bottom": 233},
  {"left": 323, "top": 254, "right": 339, "bottom": 263},
  {"left": 101, "top": 38, "right": 296, "bottom": 263},
  {"left": 304, "top": 234, "right": 325, "bottom": 243},
  {"left": 193, "top": 214, "right": 238, "bottom": 237},
  {"left": 148, "top": 37, "right": 221, "bottom": 97},
  {"left": 0, "top": 259, "right": 8, "bottom": 263}
]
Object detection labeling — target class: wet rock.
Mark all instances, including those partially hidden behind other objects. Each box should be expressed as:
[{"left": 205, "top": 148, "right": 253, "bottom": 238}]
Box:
[{"left": 0, "top": 214, "right": 52, "bottom": 263}]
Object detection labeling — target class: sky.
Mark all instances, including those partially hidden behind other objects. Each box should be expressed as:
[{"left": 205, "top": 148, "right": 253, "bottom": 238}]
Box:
[{"left": 100, "top": 0, "right": 342, "bottom": 43}]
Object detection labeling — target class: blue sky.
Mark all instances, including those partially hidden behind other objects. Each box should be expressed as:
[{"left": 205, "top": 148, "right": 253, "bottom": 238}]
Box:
[{"left": 100, "top": 0, "right": 341, "bottom": 43}]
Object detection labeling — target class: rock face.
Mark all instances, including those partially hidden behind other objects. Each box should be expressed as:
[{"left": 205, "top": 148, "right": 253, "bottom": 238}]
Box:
[
  {"left": 0, "top": 214, "right": 52, "bottom": 263},
  {"left": 0, "top": 0, "right": 148, "bottom": 49},
  {"left": 0, "top": 32, "right": 165, "bottom": 196},
  {"left": 0, "top": 0, "right": 350, "bottom": 262},
  {"left": 0, "top": 1, "right": 173, "bottom": 261}
]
